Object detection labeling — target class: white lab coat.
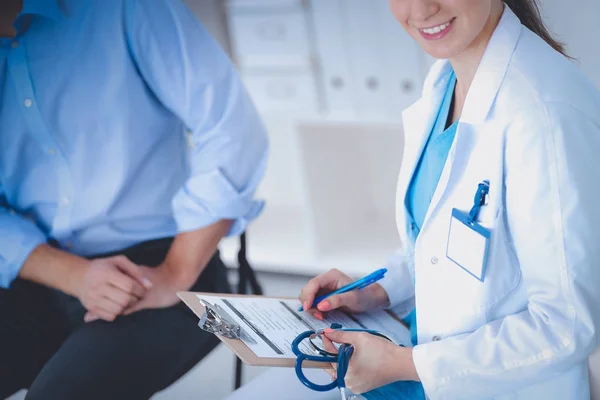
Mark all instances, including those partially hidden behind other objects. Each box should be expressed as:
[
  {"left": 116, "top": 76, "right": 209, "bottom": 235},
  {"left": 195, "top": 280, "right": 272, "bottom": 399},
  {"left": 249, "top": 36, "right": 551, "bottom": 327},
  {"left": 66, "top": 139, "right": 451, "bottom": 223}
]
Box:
[{"left": 379, "top": 5, "right": 600, "bottom": 400}]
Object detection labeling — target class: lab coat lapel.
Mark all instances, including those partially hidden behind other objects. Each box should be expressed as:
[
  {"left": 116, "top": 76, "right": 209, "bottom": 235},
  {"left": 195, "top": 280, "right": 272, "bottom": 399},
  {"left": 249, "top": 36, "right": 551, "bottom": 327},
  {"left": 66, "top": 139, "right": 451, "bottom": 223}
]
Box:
[
  {"left": 460, "top": 5, "right": 522, "bottom": 125},
  {"left": 398, "top": 65, "right": 451, "bottom": 227},
  {"left": 419, "top": 5, "right": 522, "bottom": 230}
]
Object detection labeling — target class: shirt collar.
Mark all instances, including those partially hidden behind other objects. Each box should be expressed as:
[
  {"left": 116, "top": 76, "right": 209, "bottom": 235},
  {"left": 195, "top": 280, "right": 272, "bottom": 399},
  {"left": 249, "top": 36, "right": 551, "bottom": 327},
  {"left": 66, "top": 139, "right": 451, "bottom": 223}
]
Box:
[{"left": 20, "top": 0, "right": 64, "bottom": 20}]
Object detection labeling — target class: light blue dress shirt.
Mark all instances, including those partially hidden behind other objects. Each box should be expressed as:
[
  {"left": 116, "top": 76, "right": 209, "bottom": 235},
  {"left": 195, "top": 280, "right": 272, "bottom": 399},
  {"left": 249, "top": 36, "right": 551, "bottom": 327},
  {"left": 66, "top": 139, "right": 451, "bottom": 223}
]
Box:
[
  {"left": 403, "top": 70, "right": 457, "bottom": 345},
  {"left": 0, "top": 0, "right": 269, "bottom": 288}
]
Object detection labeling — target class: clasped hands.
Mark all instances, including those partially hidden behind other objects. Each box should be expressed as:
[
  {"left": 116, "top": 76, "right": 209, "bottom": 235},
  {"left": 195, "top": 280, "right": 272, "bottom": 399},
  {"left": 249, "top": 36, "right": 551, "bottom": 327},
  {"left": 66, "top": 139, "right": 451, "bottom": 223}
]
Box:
[{"left": 74, "top": 255, "right": 187, "bottom": 322}]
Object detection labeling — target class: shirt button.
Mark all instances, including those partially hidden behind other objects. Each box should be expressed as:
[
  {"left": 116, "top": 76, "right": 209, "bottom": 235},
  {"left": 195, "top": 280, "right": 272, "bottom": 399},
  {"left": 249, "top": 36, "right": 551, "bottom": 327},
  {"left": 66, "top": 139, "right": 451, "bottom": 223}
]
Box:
[
  {"left": 12, "top": 41, "right": 19, "bottom": 49},
  {"left": 60, "top": 197, "right": 70, "bottom": 205},
  {"left": 430, "top": 256, "right": 439, "bottom": 265},
  {"left": 24, "top": 98, "right": 33, "bottom": 108},
  {"left": 48, "top": 148, "right": 56, "bottom": 155},
  {"left": 432, "top": 335, "right": 441, "bottom": 342}
]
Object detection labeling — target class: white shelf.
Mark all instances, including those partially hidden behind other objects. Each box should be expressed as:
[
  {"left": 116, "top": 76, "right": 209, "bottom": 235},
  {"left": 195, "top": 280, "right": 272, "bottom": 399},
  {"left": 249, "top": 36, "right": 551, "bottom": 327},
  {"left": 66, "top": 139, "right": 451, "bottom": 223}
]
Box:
[
  {"left": 220, "top": 119, "right": 404, "bottom": 279},
  {"left": 219, "top": 207, "right": 399, "bottom": 278},
  {"left": 298, "top": 114, "right": 404, "bottom": 125},
  {"left": 219, "top": 0, "right": 420, "bottom": 279},
  {"left": 219, "top": 204, "right": 317, "bottom": 275}
]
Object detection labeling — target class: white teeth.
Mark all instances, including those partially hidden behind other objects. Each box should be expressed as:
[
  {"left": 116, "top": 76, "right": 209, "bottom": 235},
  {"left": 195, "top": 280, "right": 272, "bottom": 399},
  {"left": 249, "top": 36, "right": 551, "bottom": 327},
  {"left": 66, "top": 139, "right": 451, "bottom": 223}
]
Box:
[{"left": 422, "top": 21, "right": 451, "bottom": 35}]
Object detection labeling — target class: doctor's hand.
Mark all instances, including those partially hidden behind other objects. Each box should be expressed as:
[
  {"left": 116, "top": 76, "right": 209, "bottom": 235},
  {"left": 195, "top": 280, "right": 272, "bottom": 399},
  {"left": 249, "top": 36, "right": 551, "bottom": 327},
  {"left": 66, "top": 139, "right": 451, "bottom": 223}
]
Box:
[
  {"left": 321, "top": 329, "right": 419, "bottom": 395},
  {"left": 76, "top": 256, "right": 152, "bottom": 322},
  {"left": 299, "top": 269, "right": 390, "bottom": 320}
]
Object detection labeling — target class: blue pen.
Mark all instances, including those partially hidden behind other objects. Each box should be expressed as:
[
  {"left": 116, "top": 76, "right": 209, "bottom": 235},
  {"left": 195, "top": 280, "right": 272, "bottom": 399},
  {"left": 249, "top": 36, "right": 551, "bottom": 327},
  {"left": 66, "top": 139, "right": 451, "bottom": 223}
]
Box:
[{"left": 298, "top": 268, "right": 388, "bottom": 312}]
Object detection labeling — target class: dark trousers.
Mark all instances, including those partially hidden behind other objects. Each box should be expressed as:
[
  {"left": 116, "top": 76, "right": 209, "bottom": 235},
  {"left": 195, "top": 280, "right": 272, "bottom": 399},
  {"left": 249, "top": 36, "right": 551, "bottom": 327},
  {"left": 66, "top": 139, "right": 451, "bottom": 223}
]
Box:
[{"left": 0, "top": 238, "right": 231, "bottom": 400}]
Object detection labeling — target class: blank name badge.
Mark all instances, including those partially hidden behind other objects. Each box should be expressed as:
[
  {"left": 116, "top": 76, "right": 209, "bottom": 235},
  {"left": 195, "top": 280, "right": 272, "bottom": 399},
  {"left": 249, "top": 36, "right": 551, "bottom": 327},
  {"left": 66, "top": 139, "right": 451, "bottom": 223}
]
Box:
[{"left": 446, "top": 208, "right": 491, "bottom": 282}]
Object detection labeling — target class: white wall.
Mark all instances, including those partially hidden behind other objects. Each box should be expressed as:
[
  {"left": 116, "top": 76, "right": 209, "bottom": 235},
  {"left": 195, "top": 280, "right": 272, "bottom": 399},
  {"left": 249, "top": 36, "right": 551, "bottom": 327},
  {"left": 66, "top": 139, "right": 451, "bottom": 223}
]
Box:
[{"left": 539, "top": 0, "right": 600, "bottom": 88}]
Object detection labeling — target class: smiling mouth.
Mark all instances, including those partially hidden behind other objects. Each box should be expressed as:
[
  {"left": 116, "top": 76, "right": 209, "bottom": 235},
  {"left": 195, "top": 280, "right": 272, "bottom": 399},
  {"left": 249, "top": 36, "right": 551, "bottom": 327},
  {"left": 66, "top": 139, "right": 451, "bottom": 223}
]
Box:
[{"left": 418, "top": 18, "right": 455, "bottom": 35}]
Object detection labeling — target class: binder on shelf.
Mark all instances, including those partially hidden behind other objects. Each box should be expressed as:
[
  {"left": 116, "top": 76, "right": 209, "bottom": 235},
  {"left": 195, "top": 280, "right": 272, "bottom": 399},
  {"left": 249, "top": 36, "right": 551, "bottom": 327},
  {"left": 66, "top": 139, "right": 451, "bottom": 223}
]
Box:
[
  {"left": 377, "top": 0, "right": 426, "bottom": 116},
  {"left": 344, "top": 0, "right": 390, "bottom": 119},
  {"left": 310, "top": 0, "right": 355, "bottom": 116}
]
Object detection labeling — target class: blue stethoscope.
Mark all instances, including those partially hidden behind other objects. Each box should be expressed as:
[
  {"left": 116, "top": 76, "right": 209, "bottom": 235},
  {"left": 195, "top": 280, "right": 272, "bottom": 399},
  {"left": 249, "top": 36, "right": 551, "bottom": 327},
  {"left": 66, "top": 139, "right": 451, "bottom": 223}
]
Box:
[{"left": 292, "top": 324, "right": 396, "bottom": 399}]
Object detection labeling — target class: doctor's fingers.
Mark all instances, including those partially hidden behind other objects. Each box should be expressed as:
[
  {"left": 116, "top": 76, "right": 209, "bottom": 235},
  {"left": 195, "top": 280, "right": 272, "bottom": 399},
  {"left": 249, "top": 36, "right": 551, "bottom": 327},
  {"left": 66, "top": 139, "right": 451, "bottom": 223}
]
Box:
[
  {"left": 315, "top": 292, "right": 359, "bottom": 313},
  {"left": 305, "top": 293, "right": 359, "bottom": 319},
  {"left": 322, "top": 329, "right": 364, "bottom": 346},
  {"left": 321, "top": 334, "right": 339, "bottom": 355},
  {"left": 300, "top": 269, "right": 353, "bottom": 310},
  {"left": 304, "top": 309, "right": 326, "bottom": 320},
  {"left": 324, "top": 367, "right": 337, "bottom": 381}
]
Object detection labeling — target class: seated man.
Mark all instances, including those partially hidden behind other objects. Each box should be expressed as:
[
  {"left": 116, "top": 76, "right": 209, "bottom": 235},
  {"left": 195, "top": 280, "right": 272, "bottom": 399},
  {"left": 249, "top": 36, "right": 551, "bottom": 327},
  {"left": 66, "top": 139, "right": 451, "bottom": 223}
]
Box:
[{"left": 0, "top": 0, "right": 268, "bottom": 398}]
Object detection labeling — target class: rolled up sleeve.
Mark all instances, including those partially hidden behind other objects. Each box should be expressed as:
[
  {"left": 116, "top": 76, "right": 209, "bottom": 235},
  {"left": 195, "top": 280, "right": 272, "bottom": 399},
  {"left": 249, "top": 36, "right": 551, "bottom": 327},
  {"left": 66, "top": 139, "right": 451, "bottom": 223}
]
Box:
[
  {"left": 0, "top": 203, "right": 47, "bottom": 288},
  {"left": 124, "top": 0, "right": 268, "bottom": 236}
]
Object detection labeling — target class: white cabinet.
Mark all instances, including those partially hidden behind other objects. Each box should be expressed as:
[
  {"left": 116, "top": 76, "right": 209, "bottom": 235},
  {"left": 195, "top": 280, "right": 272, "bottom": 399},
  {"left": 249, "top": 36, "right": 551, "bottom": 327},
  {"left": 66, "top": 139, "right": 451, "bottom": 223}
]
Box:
[
  {"left": 192, "top": 0, "right": 599, "bottom": 278},
  {"left": 228, "top": 8, "right": 313, "bottom": 70},
  {"left": 227, "top": 0, "right": 305, "bottom": 11},
  {"left": 343, "top": 0, "right": 391, "bottom": 119},
  {"left": 539, "top": 0, "right": 600, "bottom": 89},
  {"left": 295, "top": 121, "right": 404, "bottom": 272},
  {"left": 241, "top": 72, "right": 318, "bottom": 113},
  {"left": 378, "top": 1, "right": 427, "bottom": 115},
  {"left": 309, "top": 0, "right": 356, "bottom": 116},
  {"left": 309, "top": 0, "right": 426, "bottom": 120},
  {"left": 226, "top": 0, "right": 319, "bottom": 115},
  {"left": 217, "top": 0, "right": 427, "bottom": 277},
  {"left": 219, "top": 119, "right": 405, "bottom": 278}
]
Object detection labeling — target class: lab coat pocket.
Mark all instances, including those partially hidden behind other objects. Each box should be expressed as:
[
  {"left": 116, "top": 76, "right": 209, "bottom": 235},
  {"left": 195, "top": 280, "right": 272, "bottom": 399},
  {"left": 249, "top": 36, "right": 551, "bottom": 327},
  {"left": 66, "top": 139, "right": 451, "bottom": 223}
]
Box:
[
  {"left": 473, "top": 206, "right": 521, "bottom": 312},
  {"left": 476, "top": 203, "right": 499, "bottom": 226},
  {"left": 443, "top": 206, "right": 520, "bottom": 315}
]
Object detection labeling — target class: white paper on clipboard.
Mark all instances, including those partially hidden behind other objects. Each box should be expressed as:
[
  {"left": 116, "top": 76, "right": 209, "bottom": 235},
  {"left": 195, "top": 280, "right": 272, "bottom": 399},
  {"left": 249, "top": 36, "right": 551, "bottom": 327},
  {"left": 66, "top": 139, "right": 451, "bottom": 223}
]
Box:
[{"left": 196, "top": 294, "right": 411, "bottom": 359}]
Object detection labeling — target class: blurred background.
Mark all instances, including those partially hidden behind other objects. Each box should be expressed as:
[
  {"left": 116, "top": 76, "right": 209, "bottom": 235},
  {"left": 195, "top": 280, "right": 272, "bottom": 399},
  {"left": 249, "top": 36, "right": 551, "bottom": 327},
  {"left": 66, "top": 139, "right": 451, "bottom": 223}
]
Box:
[
  {"left": 176, "top": 0, "right": 600, "bottom": 397},
  {"left": 173, "top": 0, "right": 600, "bottom": 398},
  {"left": 9, "top": 0, "right": 599, "bottom": 398},
  {"left": 197, "top": 0, "right": 600, "bottom": 282}
]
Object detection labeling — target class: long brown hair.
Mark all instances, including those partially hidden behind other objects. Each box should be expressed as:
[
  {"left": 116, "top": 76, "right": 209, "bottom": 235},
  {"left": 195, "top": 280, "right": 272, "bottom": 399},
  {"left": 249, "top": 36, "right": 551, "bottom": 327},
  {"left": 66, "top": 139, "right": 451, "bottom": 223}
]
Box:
[{"left": 504, "top": 0, "right": 570, "bottom": 58}]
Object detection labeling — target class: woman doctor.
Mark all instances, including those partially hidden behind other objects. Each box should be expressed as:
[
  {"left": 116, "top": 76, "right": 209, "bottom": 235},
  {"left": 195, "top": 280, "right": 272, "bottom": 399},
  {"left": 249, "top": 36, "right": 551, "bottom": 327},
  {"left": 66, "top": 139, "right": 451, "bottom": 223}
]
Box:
[{"left": 226, "top": 0, "right": 600, "bottom": 398}]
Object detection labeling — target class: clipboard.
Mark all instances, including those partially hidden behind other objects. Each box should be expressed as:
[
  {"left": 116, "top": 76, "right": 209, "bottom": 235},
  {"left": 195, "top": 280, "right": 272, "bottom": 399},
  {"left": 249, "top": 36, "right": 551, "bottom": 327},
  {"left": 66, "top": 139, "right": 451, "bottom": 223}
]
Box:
[{"left": 178, "top": 291, "right": 408, "bottom": 369}]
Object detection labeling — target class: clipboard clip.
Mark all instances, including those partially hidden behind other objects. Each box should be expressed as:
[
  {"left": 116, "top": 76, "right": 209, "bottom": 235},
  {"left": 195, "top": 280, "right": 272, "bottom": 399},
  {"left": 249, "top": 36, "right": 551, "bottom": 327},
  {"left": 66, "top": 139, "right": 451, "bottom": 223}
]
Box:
[{"left": 198, "top": 299, "right": 242, "bottom": 340}]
